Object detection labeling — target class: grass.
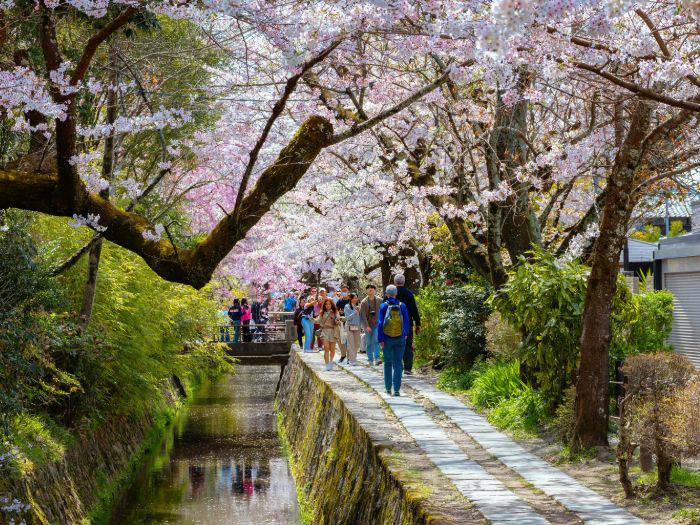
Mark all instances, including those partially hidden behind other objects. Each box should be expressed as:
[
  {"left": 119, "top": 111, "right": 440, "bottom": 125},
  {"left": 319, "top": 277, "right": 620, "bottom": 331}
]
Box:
[
  {"left": 672, "top": 507, "right": 700, "bottom": 524},
  {"left": 634, "top": 465, "right": 700, "bottom": 489}
]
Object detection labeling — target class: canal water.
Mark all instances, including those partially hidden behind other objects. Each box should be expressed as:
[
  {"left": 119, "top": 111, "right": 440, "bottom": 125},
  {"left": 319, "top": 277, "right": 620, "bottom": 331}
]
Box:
[{"left": 110, "top": 366, "right": 300, "bottom": 524}]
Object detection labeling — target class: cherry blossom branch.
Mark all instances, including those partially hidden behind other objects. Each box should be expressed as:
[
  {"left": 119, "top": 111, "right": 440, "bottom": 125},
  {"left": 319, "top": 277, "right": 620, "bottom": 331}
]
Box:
[
  {"left": 232, "top": 39, "right": 342, "bottom": 221},
  {"left": 573, "top": 62, "right": 700, "bottom": 112},
  {"left": 327, "top": 67, "right": 455, "bottom": 146},
  {"left": 635, "top": 9, "right": 670, "bottom": 59}
]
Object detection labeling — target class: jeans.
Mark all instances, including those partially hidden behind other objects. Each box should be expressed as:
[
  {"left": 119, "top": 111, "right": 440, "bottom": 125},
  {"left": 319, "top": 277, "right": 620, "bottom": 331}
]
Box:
[
  {"left": 219, "top": 325, "right": 230, "bottom": 342},
  {"left": 232, "top": 320, "right": 241, "bottom": 343},
  {"left": 365, "top": 327, "right": 380, "bottom": 363},
  {"left": 382, "top": 337, "right": 406, "bottom": 393},
  {"left": 296, "top": 325, "right": 304, "bottom": 347},
  {"left": 403, "top": 327, "right": 414, "bottom": 372},
  {"left": 301, "top": 317, "right": 315, "bottom": 351}
]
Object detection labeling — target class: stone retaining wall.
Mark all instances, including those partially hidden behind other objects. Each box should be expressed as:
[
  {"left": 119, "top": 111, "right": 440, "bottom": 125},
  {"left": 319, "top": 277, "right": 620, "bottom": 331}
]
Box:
[
  {"left": 276, "top": 351, "right": 438, "bottom": 525},
  {"left": 1, "top": 380, "right": 182, "bottom": 525}
]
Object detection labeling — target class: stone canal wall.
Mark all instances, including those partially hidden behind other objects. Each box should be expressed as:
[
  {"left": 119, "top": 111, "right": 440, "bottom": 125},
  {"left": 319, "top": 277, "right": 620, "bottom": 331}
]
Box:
[
  {"left": 1, "top": 380, "right": 183, "bottom": 525},
  {"left": 276, "top": 351, "right": 443, "bottom": 525}
]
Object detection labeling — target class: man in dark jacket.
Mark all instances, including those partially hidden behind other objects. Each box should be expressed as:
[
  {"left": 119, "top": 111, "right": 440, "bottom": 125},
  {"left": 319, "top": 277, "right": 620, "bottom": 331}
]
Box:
[{"left": 394, "top": 273, "right": 420, "bottom": 375}]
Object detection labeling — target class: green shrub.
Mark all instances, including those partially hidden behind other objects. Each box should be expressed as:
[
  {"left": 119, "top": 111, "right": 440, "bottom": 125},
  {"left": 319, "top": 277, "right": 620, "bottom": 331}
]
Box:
[
  {"left": 438, "top": 284, "right": 491, "bottom": 371},
  {"left": 414, "top": 284, "right": 443, "bottom": 366},
  {"left": 489, "top": 248, "right": 646, "bottom": 407},
  {"left": 485, "top": 312, "right": 521, "bottom": 360},
  {"left": 611, "top": 289, "right": 674, "bottom": 359},
  {"left": 488, "top": 386, "right": 547, "bottom": 435},
  {"left": 469, "top": 361, "right": 523, "bottom": 408}
]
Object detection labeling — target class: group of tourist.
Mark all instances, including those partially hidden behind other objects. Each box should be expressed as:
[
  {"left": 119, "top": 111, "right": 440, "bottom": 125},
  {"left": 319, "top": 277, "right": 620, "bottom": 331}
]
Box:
[
  {"left": 291, "top": 274, "right": 421, "bottom": 397},
  {"left": 220, "top": 297, "right": 271, "bottom": 343}
]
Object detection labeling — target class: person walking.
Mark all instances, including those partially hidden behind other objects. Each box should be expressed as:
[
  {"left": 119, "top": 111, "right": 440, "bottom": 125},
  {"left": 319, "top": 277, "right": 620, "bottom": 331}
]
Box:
[
  {"left": 300, "top": 295, "right": 316, "bottom": 352},
  {"left": 293, "top": 298, "right": 305, "bottom": 348},
  {"left": 360, "top": 284, "right": 382, "bottom": 365},
  {"left": 314, "top": 288, "right": 328, "bottom": 349},
  {"left": 241, "top": 298, "right": 252, "bottom": 342},
  {"left": 335, "top": 284, "right": 350, "bottom": 363},
  {"left": 343, "top": 293, "right": 362, "bottom": 365},
  {"left": 377, "top": 285, "right": 410, "bottom": 396},
  {"left": 315, "top": 298, "right": 341, "bottom": 371},
  {"left": 394, "top": 274, "right": 421, "bottom": 375},
  {"left": 227, "top": 298, "right": 242, "bottom": 343}
]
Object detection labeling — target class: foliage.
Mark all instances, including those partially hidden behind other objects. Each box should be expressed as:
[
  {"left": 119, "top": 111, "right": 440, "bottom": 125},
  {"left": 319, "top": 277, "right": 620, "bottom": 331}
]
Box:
[
  {"left": 413, "top": 284, "right": 443, "bottom": 366},
  {"left": 630, "top": 220, "right": 686, "bottom": 243},
  {"left": 550, "top": 386, "right": 577, "bottom": 445},
  {"left": 1, "top": 213, "right": 231, "bottom": 479},
  {"left": 462, "top": 360, "right": 548, "bottom": 436},
  {"left": 487, "top": 386, "right": 547, "bottom": 435},
  {"left": 414, "top": 282, "right": 491, "bottom": 371},
  {"left": 490, "top": 249, "right": 591, "bottom": 406},
  {"left": 485, "top": 312, "right": 521, "bottom": 361},
  {"left": 425, "top": 217, "right": 471, "bottom": 283},
  {"left": 469, "top": 361, "right": 524, "bottom": 408},
  {"left": 491, "top": 248, "right": 674, "bottom": 407},
  {"left": 618, "top": 353, "right": 699, "bottom": 494},
  {"left": 437, "top": 284, "right": 492, "bottom": 371},
  {"left": 611, "top": 289, "right": 674, "bottom": 359}
]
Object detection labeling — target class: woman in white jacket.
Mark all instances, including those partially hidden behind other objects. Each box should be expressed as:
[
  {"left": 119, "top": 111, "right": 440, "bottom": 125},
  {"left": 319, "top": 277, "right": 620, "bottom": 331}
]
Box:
[{"left": 343, "top": 294, "right": 362, "bottom": 365}]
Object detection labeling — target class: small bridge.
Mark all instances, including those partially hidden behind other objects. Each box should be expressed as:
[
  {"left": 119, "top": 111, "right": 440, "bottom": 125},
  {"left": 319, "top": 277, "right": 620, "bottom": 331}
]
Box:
[{"left": 214, "top": 315, "right": 296, "bottom": 366}]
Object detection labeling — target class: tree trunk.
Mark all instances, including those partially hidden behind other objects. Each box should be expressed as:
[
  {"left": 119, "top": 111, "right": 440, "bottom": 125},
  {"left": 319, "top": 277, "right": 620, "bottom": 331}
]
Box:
[
  {"left": 639, "top": 444, "right": 654, "bottom": 472},
  {"left": 617, "top": 394, "right": 635, "bottom": 498},
  {"left": 79, "top": 43, "right": 118, "bottom": 329},
  {"left": 79, "top": 238, "right": 104, "bottom": 327},
  {"left": 572, "top": 100, "right": 651, "bottom": 451}
]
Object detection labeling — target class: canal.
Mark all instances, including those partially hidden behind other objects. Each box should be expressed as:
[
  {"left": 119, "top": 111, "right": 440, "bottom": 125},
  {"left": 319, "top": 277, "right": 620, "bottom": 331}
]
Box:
[{"left": 110, "top": 366, "right": 300, "bottom": 524}]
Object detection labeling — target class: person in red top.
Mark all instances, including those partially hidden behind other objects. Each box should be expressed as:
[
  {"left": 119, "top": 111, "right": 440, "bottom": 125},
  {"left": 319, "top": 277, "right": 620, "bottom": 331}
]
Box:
[{"left": 240, "top": 298, "right": 252, "bottom": 342}]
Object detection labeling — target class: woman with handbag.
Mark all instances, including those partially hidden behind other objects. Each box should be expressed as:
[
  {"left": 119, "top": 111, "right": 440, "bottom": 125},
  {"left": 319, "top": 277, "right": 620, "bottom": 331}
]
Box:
[
  {"left": 343, "top": 293, "right": 362, "bottom": 365},
  {"left": 300, "top": 296, "right": 316, "bottom": 352},
  {"left": 315, "top": 298, "right": 341, "bottom": 371}
]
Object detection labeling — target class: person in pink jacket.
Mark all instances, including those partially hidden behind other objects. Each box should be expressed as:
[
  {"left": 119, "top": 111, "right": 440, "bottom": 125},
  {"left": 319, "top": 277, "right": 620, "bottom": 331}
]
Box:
[{"left": 240, "top": 298, "right": 252, "bottom": 342}]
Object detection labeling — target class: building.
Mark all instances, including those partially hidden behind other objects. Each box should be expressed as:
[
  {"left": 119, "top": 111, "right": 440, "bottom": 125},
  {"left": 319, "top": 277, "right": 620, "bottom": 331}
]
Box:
[{"left": 653, "top": 198, "right": 700, "bottom": 368}]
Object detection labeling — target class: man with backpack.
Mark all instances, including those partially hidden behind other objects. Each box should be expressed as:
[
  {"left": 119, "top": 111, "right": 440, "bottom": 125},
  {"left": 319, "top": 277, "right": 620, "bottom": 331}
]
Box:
[
  {"left": 377, "top": 285, "right": 410, "bottom": 396},
  {"left": 394, "top": 274, "right": 421, "bottom": 375}
]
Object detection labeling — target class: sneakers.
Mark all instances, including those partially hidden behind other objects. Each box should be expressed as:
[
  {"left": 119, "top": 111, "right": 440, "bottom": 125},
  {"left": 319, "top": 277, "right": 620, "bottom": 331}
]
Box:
[
  {"left": 339, "top": 356, "right": 346, "bottom": 363},
  {"left": 376, "top": 359, "right": 383, "bottom": 365},
  {"left": 325, "top": 362, "right": 333, "bottom": 371},
  {"left": 404, "top": 370, "right": 413, "bottom": 376},
  {"left": 385, "top": 389, "right": 391, "bottom": 395},
  {"left": 392, "top": 391, "right": 401, "bottom": 397}
]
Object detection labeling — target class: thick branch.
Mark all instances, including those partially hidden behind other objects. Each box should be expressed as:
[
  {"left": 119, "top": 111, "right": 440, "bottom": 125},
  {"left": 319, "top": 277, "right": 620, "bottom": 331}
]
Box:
[
  {"left": 2, "top": 116, "right": 333, "bottom": 288},
  {"left": 232, "top": 39, "right": 341, "bottom": 220}
]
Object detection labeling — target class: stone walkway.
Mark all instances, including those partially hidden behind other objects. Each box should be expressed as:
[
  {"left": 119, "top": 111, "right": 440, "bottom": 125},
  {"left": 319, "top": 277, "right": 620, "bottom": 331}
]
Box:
[{"left": 330, "top": 355, "right": 646, "bottom": 525}]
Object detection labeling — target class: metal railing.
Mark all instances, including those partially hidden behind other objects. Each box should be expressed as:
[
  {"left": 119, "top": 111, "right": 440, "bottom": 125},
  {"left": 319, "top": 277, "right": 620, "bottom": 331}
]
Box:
[{"left": 215, "top": 321, "right": 293, "bottom": 343}]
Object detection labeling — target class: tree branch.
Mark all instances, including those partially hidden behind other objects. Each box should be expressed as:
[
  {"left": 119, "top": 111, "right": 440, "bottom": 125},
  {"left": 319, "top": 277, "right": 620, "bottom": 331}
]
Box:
[
  {"left": 574, "top": 62, "right": 700, "bottom": 112},
  {"left": 70, "top": 7, "right": 137, "bottom": 86},
  {"left": 231, "top": 39, "right": 341, "bottom": 221},
  {"left": 327, "top": 67, "right": 455, "bottom": 146},
  {"left": 2, "top": 116, "right": 333, "bottom": 288}
]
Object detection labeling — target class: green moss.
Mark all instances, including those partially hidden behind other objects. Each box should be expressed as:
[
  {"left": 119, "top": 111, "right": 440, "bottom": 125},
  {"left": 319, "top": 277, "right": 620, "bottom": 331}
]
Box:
[{"left": 276, "top": 410, "right": 318, "bottom": 525}]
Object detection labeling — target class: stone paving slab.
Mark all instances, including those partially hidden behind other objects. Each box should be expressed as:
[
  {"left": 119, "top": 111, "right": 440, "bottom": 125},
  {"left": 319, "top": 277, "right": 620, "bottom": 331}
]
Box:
[
  {"left": 391, "top": 370, "right": 647, "bottom": 525},
  {"left": 337, "top": 360, "right": 551, "bottom": 525}
]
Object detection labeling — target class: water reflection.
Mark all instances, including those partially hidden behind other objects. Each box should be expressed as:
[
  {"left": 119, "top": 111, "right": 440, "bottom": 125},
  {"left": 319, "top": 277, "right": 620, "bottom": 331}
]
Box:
[{"left": 110, "top": 366, "right": 299, "bottom": 525}]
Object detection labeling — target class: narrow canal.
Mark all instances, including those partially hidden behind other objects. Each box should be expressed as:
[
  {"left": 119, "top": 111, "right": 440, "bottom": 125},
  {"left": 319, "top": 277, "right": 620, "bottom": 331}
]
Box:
[{"left": 110, "top": 366, "right": 300, "bottom": 524}]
